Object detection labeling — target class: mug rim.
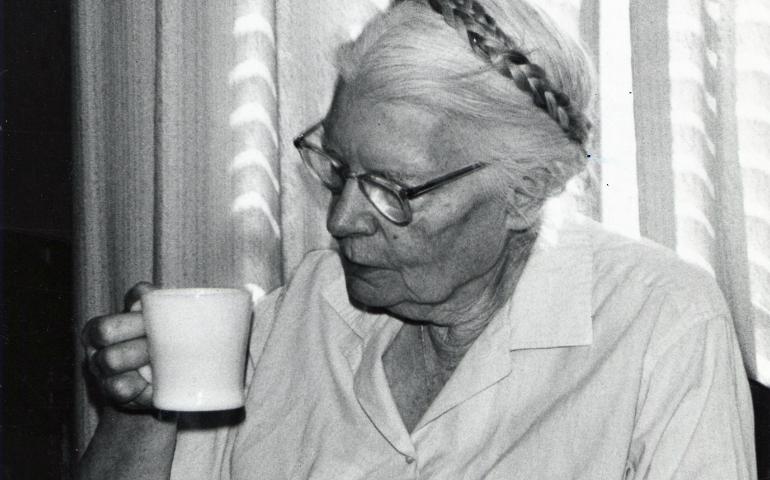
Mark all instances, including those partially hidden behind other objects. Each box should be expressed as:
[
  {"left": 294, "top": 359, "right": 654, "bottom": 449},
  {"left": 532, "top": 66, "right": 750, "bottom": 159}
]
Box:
[{"left": 141, "top": 288, "right": 250, "bottom": 297}]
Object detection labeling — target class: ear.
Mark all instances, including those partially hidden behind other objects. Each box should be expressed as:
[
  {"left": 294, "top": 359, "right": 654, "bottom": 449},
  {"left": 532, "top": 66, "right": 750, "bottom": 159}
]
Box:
[{"left": 505, "top": 190, "right": 542, "bottom": 231}]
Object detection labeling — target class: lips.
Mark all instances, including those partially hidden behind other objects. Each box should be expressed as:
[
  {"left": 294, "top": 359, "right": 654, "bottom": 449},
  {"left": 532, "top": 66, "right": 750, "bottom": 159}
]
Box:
[
  {"left": 340, "top": 252, "right": 378, "bottom": 271},
  {"left": 338, "top": 241, "right": 386, "bottom": 269}
]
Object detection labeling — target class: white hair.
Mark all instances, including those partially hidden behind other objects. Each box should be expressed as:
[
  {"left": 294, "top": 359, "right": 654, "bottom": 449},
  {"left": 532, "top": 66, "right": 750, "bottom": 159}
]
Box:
[{"left": 334, "top": 0, "right": 597, "bottom": 219}]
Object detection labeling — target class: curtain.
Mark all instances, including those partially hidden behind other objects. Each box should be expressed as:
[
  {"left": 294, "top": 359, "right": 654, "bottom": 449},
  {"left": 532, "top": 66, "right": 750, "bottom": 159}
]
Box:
[
  {"left": 72, "top": 0, "right": 393, "bottom": 456},
  {"left": 627, "top": 0, "right": 770, "bottom": 385},
  {"left": 72, "top": 0, "right": 770, "bottom": 457}
]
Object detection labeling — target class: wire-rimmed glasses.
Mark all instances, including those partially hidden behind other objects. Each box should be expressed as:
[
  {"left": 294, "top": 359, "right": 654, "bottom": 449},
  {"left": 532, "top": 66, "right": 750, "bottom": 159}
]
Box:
[{"left": 294, "top": 121, "right": 488, "bottom": 226}]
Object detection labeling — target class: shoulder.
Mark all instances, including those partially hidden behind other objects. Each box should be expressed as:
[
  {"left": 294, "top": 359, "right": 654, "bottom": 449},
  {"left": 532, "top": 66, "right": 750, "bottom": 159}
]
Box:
[
  {"left": 251, "top": 249, "right": 345, "bottom": 322},
  {"left": 249, "top": 249, "right": 342, "bottom": 312},
  {"left": 245, "top": 249, "right": 345, "bottom": 371},
  {"left": 287, "top": 249, "right": 344, "bottom": 286},
  {"left": 552, "top": 217, "right": 747, "bottom": 403},
  {"left": 566, "top": 217, "right": 736, "bottom": 374},
  {"left": 577, "top": 217, "right": 730, "bottom": 322}
]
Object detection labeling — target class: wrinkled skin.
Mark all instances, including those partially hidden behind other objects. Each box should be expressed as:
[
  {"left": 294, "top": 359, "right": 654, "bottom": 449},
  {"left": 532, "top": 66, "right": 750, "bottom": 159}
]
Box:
[
  {"left": 77, "top": 81, "right": 537, "bottom": 478},
  {"left": 324, "top": 82, "right": 528, "bottom": 327}
]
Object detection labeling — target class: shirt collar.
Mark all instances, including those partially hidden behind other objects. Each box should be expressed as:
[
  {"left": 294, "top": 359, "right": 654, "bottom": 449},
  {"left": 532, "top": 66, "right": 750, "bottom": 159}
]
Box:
[
  {"left": 321, "top": 273, "right": 385, "bottom": 341},
  {"left": 505, "top": 214, "right": 593, "bottom": 350},
  {"left": 321, "top": 214, "right": 594, "bottom": 352}
]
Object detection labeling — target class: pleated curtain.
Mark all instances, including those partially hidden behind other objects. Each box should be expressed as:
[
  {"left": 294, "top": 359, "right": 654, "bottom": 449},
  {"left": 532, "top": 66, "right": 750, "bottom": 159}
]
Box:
[
  {"left": 628, "top": 0, "right": 770, "bottom": 384},
  {"left": 72, "top": 0, "right": 770, "bottom": 457}
]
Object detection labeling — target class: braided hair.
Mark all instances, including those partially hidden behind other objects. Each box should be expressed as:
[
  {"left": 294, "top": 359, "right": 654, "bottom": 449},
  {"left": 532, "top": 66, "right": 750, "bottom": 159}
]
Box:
[
  {"left": 335, "top": 0, "right": 596, "bottom": 213},
  {"left": 415, "top": 0, "right": 591, "bottom": 144}
]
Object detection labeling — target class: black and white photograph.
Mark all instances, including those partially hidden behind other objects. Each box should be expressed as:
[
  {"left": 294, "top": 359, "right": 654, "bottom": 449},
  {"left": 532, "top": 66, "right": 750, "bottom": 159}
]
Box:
[{"left": 3, "top": 0, "right": 769, "bottom": 478}]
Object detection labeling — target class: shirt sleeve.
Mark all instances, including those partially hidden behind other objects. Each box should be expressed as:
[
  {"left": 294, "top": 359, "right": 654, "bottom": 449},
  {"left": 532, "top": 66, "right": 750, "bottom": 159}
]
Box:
[
  {"left": 627, "top": 312, "right": 757, "bottom": 480},
  {"left": 169, "top": 287, "right": 284, "bottom": 480}
]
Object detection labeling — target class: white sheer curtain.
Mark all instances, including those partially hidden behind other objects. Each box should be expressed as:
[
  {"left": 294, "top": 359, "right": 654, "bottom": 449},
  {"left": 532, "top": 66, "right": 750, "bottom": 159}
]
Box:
[
  {"left": 733, "top": 0, "right": 770, "bottom": 385},
  {"left": 72, "top": 0, "right": 769, "bottom": 457},
  {"left": 72, "top": 0, "right": 393, "bottom": 455},
  {"left": 625, "top": 0, "right": 770, "bottom": 384}
]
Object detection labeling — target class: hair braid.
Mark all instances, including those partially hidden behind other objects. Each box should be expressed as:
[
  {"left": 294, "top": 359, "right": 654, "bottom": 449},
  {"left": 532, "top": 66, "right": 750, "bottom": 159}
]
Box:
[{"left": 421, "top": 0, "right": 591, "bottom": 144}]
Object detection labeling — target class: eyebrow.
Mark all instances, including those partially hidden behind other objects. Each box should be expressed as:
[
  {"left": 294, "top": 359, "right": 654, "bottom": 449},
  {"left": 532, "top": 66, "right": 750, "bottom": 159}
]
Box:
[
  {"left": 366, "top": 166, "right": 415, "bottom": 185},
  {"left": 320, "top": 138, "right": 420, "bottom": 186}
]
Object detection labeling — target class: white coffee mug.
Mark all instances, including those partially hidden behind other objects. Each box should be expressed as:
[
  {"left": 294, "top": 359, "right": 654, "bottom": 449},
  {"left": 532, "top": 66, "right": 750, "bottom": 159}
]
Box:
[{"left": 141, "top": 288, "right": 252, "bottom": 411}]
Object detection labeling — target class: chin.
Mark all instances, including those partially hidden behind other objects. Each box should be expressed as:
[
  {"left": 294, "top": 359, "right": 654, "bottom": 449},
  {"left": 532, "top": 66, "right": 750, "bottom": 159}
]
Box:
[
  {"left": 338, "top": 255, "right": 403, "bottom": 307},
  {"left": 344, "top": 274, "right": 399, "bottom": 308}
]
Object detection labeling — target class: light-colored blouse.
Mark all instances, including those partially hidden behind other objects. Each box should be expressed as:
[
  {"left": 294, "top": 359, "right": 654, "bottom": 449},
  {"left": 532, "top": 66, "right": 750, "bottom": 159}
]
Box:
[{"left": 170, "top": 215, "right": 756, "bottom": 479}]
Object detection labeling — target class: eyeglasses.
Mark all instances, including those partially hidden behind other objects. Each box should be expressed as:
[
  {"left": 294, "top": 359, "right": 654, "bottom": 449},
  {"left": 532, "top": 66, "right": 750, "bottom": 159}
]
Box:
[{"left": 294, "top": 121, "right": 488, "bottom": 226}]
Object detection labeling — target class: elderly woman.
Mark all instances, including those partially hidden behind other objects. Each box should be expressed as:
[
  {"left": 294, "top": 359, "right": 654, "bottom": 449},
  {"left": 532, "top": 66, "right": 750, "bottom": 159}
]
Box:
[{"left": 79, "top": 0, "right": 756, "bottom": 478}]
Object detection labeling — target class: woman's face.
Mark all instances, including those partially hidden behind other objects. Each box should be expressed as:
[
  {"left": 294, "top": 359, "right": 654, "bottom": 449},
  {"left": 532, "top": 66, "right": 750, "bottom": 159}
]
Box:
[{"left": 323, "top": 85, "right": 519, "bottom": 320}]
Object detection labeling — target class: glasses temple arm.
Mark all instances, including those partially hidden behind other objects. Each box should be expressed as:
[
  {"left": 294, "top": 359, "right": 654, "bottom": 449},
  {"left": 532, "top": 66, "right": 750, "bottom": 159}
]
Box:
[{"left": 403, "top": 162, "right": 487, "bottom": 198}]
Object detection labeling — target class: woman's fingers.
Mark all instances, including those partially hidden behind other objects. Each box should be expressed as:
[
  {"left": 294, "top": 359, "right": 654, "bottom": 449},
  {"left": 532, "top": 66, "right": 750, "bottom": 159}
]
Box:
[
  {"left": 90, "top": 337, "right": 150, "bottom": 378},
  {"left": 137, "top": 364, "right": 153, "bottom": 384},
  {"left": 100, "top": 370, "right": 153, "bottom": 408},
  {"left": 81, "top": 309, "right": 155, "bottom": 409},
  {"left": 82, "top": 312, "right": 145, "bottom": 350},
  {"left": 87, "top": 333, "right": 154, "bottom": 409},
  {"left": 79, "top": 282, "right": 158, "bottom": 410}
]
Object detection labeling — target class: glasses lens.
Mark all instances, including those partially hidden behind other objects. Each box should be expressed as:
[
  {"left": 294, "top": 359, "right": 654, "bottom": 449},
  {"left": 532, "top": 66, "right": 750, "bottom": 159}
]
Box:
[
  {"left": 360, "top": 179, "right": 410, "bottom": 224},
  {"left": 301, "top": 149, "right": 345, "bottom": 192}
]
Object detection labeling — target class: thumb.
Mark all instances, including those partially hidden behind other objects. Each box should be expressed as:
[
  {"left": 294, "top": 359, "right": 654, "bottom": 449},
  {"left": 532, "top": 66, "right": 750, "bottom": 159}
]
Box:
[{"left": 123, "top": 281, "right": 157, "bottom": 313}]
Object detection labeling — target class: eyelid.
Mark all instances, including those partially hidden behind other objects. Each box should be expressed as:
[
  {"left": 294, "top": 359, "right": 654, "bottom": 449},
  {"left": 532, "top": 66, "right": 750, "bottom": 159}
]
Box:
[
  {"left": 318, "top": 131, "right": 339, "bottom": 156},
  {"left": 324, "top": 150, "right": 348, "bottom": 171},
  {"left": 318, "top": 144, "right": 410, "bottom": 186},
  {"left": 319, "top": 142, "right": 346, "bottom": 165},
  {"left": 320, "top": 140, "right": 336, "bottom": 155},
  {"left": 368, "top": 169, "right": 408, "bottom": 186}
]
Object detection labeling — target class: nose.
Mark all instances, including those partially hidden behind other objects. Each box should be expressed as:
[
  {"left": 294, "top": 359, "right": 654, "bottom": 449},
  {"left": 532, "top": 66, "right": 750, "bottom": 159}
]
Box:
[{"left": 327, "top": 179, "right": 379, "bottom": 238}]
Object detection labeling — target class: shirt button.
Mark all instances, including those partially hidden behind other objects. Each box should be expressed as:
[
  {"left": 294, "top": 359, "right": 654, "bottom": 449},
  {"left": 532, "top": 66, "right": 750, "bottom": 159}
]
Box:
[{"left": 405, "top": 456, "right": 415, "bottom": 464}]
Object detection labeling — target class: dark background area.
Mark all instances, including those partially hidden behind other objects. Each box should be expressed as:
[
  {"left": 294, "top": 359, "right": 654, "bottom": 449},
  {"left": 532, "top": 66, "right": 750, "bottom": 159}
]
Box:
[
  {"left": 2, "top": 0, "right": 75, "bottom": 478},
  {"left": 0, "top": 1, "right": 769, "bottom": 479},
  {"left": 758, "top": 380, "right": 770, "bottom": 479}
]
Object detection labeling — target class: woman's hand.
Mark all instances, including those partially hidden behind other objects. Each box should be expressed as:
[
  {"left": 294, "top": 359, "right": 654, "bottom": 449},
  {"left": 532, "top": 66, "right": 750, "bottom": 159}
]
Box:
[
  {"left": 81, "top": 282, "right": 156, "bottom": 410},
  {"left": 78, "top": 283, "right": 179, "bottom": 480}
]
